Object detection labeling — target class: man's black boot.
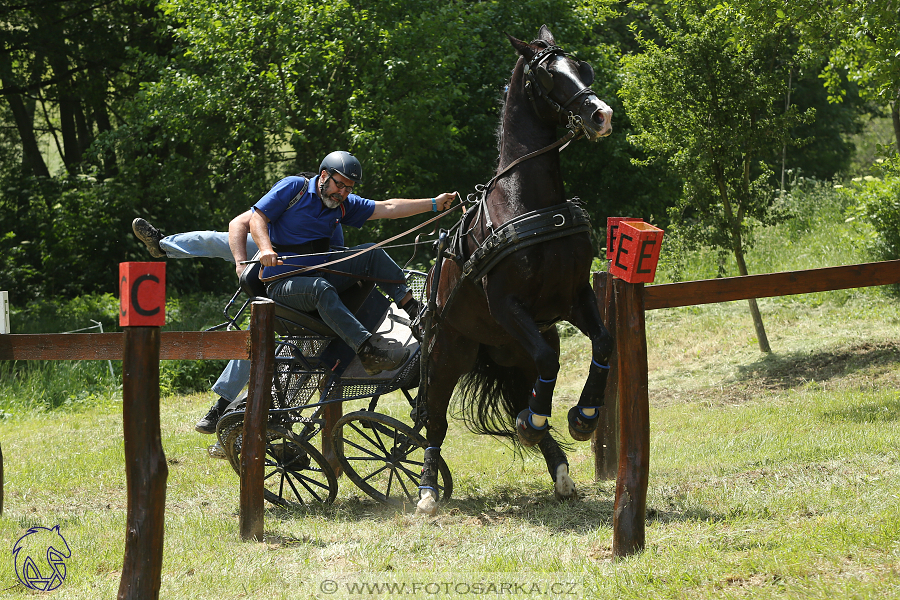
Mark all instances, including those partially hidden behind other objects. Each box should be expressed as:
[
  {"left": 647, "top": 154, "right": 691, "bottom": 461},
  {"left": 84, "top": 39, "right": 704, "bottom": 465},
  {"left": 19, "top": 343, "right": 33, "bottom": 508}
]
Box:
[
  {"left": 132, "top": 218, "right": 166, "bottom": 258},
  {"left": 195, "top": 397, "right": 230, "bottom": 434},
  {"left": 358, "top": 335, "right": 410, "bottom": 375}
]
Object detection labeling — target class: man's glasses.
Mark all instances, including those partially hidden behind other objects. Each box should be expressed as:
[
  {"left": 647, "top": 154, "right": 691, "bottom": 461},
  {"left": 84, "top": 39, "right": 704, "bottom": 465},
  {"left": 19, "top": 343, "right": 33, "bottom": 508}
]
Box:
[{"left": 327, "top": 173, "right": 355, "bottom": 192}]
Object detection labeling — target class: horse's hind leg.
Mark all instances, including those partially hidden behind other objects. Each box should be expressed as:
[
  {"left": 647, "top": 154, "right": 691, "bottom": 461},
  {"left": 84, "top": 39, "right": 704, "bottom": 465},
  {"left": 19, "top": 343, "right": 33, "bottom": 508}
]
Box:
[
  {"left": 565, "top": 284, "right": 614, "bottom": 440},
  {"left": 539, "top": 433, "right": 577, "bottom": 500},
  {"left": 486, "top": 296, "right": 562, "bottom": 445}
]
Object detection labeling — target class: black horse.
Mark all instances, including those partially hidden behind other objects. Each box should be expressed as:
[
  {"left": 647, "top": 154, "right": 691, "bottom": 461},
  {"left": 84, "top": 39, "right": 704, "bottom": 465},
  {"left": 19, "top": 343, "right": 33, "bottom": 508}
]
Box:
[{"left": 416, "top": 26, "right": 614, "bottom": 514}]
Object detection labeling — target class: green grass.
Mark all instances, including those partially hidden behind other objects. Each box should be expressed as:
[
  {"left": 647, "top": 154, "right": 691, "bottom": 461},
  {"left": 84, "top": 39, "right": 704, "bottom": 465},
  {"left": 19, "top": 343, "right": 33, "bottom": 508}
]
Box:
[{"left": 2, "top": 182, "right": 900, "bottom": 597}]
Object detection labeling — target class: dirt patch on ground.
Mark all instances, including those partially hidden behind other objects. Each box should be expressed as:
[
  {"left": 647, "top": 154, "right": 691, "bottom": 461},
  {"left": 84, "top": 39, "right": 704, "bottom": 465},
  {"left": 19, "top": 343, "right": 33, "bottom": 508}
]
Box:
[{"left": 653, "top": 341, "right": 900, "bottom": 406}]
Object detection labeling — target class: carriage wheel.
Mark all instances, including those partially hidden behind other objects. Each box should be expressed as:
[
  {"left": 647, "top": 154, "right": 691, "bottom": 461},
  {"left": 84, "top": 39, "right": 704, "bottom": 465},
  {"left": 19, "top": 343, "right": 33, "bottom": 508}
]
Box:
[
  {"left": 216, "top": 411, "right": 246, "bottom": 473},
  {"left": 221, "top": 422, "right": 338, "bottom": 507},
  {"left": 332, "top": 411, "right": 453, "bottom": 507}
]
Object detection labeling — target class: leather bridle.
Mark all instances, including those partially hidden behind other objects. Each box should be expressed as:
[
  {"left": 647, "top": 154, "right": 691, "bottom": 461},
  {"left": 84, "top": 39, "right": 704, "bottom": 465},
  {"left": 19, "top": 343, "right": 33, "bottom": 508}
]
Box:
[{"left": 522, "top": 41, "right": 596, "bottom": 129}]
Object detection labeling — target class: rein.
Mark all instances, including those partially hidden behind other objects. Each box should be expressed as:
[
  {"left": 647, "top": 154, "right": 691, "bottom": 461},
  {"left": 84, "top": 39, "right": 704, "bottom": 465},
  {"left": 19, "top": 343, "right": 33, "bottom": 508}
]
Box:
[{"left": 257, "top": 199, "right": 465, "bottom": 284}]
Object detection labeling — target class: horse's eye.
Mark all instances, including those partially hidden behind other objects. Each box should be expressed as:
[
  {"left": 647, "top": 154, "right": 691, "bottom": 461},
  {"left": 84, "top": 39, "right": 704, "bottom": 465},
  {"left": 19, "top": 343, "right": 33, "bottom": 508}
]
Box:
[
  {"left": 578, "top": 61, "right": 595, "bottom": 86},
  {"left": 536, "top": 65, "right": 554, "bottom": 91}
]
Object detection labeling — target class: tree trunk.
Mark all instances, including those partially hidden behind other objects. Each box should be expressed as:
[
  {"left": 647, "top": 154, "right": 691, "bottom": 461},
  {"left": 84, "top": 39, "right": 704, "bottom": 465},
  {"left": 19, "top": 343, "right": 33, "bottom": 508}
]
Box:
[
  {"left": 0, "top": 52, "right": 51, "bottom": 178},
  {"left": 892, "top": 89, "right": 899, "bottom": 154},
  {"left": 4, "top": 92, "right": 51, "bottom": 178},
  {"left": 733, "top": 243, "right": 772, "bottom": 353}
]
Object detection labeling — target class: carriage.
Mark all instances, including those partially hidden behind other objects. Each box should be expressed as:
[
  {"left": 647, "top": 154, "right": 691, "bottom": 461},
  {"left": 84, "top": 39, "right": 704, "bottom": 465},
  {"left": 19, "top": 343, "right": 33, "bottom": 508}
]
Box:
[{"left": 207, "top": 256, "right": 452, "bottom": 509}]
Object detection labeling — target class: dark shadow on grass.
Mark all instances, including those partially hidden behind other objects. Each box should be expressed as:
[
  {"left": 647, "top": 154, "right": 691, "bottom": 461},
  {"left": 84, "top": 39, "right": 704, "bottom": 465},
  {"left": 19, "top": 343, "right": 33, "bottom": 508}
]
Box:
[
  {"left": 646, "top": 505, "right": 727, "bottom": 525},
  {"left": 734, "top": 341, "right": 900, "bottom": 389},
  {"left": 261, "top": 483, "right": 616, "bottom": 533}
]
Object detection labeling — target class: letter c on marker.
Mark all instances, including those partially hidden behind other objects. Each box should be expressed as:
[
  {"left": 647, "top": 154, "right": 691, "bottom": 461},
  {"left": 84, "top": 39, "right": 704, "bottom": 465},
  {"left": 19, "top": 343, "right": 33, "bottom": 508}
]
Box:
[
  {"left": 120, "top": 276, "right": 128, "bottom": 316},
  {"left": 131, "top": 274, "right": 161, "bottom": 316}
]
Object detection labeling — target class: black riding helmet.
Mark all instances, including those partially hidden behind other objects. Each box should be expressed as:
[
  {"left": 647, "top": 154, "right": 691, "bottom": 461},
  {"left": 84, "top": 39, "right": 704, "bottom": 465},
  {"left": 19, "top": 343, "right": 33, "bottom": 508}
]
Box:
[{"left": 319, "top": 151, "right": 363, "bottom": 184}]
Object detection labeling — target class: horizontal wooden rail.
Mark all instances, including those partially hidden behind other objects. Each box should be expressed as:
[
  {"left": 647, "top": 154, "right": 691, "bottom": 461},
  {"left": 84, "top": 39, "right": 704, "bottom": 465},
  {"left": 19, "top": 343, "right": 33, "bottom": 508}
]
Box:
[
  {"left": 643, "top": 260, "right": 900, "bottom": 310},
  {"left": 0, "top": 331, "right": 250, "bottom": 361}
]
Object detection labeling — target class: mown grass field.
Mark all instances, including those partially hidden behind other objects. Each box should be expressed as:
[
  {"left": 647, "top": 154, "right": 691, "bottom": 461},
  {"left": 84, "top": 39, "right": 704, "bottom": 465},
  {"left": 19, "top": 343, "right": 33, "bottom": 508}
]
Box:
[{"left": 1, "top": 183, "right": 900, "bottom": 598}]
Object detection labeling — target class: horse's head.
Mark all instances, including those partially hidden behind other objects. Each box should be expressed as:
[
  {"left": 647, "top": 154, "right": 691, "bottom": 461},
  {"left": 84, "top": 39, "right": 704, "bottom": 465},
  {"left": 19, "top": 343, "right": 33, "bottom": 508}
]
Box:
[{"left": 507, "top": 26, "right": 612, "bottom": 141}]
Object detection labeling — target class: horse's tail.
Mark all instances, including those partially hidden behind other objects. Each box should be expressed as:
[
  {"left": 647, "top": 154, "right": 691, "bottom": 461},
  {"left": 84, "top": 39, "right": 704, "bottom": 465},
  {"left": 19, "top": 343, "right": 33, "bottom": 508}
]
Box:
[{"left": 454, "top": 345, "right": 531, "bottom": 442}]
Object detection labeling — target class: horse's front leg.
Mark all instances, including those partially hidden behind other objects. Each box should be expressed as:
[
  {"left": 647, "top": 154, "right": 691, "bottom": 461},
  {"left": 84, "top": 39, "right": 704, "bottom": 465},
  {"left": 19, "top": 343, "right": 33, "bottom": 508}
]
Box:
[
  {"left": 565, "top": 283, "right": 615, "bottom": 441},
  {"left": 416, "top": 327, "right": 478, "bottom": 516}
]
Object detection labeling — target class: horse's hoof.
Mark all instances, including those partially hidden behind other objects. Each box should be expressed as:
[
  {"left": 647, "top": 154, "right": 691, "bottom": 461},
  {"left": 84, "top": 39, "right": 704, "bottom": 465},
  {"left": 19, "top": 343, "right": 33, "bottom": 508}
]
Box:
[
  {"left": 567, "top": 406, "right": 600, "bottom": 441},
  {"left": 553, "top": 463, "right": 577, "bottom": 501},
  {"left": 516, "top": 409, "right": 548, "bottom": 447},
  {"left": 416, "top": 489, "right": 438, "bottom": 516}
]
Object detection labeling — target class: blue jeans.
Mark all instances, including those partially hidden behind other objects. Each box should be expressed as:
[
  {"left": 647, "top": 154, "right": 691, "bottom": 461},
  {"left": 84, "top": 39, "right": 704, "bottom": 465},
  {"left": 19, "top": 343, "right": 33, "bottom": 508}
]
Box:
[
  {"left": 160, "top": 231, "right": 258, "bottom": 262},
  {"left": 267, "top": 244, "right": 409, "bottom": 352},
  {"left": 159, "top": 230, "right": 257, "bottom": 403}
]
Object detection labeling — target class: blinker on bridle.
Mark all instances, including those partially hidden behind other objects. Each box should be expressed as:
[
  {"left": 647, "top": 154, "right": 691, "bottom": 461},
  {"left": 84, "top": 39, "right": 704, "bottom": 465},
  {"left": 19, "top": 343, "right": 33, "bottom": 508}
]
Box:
[{"left": 522, "top": 41, "right": 597, "bottom": 133}]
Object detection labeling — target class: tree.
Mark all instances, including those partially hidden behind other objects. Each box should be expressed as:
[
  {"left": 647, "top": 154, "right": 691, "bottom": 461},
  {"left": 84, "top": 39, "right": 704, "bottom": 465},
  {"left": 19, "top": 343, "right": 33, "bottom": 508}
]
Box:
[
  {"left": 783, "top": 0, "right": 900, "bottom": 154},
  {"left": 620, "top": 0, "right": 814, "bottom": 353}
]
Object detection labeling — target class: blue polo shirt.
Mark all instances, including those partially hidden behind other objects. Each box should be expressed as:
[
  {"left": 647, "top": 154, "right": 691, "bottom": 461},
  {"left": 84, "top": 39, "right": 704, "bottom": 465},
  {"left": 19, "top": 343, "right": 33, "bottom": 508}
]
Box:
[{"left": 253, "top": 175, "right": 375, "bottom": 278}]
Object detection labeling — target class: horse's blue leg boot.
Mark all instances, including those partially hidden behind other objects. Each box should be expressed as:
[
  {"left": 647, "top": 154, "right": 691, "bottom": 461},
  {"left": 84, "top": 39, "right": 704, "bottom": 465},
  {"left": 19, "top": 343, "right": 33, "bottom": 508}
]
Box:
[
  {"left": 569, "top": 359, "right": 609, "bottom": 441},
  {"left": 529, "top": 376, "right": 557, "bottom": 415},
  {"left": 419, "top": 446, "right": 441, "bottom": 498}
]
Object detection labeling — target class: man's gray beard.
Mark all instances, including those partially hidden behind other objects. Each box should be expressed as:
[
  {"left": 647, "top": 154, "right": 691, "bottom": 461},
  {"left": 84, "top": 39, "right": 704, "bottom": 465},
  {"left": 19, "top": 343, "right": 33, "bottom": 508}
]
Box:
[
  {"left": 319, "top": 179, "right": 342, "bottom": 209},
  {"left": 322, "top": 195, "right": 341, "bottom": 209}
]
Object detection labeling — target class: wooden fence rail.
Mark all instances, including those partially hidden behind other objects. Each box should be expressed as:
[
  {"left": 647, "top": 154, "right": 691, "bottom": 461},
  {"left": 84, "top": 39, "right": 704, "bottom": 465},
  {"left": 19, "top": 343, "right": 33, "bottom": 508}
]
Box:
[
  {"left": 594, "top": 258, "right": 900, "bottom": 558},
  {"left": 0, "top": 330, "right": 249, "bottom": 361}
]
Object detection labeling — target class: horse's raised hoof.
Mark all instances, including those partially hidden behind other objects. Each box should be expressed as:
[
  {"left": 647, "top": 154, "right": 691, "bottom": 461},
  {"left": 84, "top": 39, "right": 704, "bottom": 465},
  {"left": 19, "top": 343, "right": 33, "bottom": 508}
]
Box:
[
  {"left": 567, "top": 406, "right": 600, "bottom": 442},
  {"left": 415, "top": 489, "right": 438, "bottom": 516},
  {"left": 516, "top": 409, "right": 548, "bottom": 447},
  {"left": 553, "top": 463, "right": 577, "bottom": 501}
]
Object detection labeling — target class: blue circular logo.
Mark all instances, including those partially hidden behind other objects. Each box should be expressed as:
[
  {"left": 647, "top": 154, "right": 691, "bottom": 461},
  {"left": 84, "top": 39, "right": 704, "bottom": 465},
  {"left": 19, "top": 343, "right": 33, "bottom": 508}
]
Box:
[{"left": 12, "top": 525, "right": 70, "bottom": 591}]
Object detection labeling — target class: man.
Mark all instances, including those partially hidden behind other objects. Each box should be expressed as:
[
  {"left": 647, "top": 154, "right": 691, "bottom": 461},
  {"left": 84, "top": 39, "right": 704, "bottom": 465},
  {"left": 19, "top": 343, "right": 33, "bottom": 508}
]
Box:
[
  {"left": 133, "top": 192, "right": 345, "bottom": 434},
  {"left": 132, "top": 151, "right": 454, "bottom": 433},
  {"left": 251, "top": 150, "right": 454, "bottom": 376}
]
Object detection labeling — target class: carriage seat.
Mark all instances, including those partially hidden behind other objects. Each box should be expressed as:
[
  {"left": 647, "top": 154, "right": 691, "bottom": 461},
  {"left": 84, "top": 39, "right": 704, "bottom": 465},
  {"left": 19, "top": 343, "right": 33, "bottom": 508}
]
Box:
[{"left": 239, "top": 253, "right": 389, "bottom": 339}]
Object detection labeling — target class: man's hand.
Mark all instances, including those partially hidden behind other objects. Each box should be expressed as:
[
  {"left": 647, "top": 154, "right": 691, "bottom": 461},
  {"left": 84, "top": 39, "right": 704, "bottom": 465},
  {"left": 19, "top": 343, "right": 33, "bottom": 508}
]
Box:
[
  {"left": 434, "top": 192, "right": 456, "bottom": 211},
  {"left": 258, "top": 249, "right": 282, "bottom": 268}
]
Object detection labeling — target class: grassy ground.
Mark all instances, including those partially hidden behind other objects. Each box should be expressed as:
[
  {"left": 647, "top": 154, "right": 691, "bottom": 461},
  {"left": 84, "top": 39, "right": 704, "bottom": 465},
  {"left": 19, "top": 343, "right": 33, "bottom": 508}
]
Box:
[{"left": 2, "top": 185, "right": 900, "bottom": 598}]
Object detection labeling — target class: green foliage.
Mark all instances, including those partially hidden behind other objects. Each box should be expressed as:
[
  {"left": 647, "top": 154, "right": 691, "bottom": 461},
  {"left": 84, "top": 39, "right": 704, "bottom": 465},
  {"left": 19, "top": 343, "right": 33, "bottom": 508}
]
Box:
[
  {"left": 0, "top": 360, "right": 119, "bottom": 414},
  {"left": 620, "top": 1, "right": 813, "bottom": 263},
  {"left": 0, "top": 0, "right": 890, "bottom": 301},
  {"left": 844, "top": 157, "right": 900, "bottom": 263},
  {"left": 159, "top": 359, "right": 228, "bottom": 397}
]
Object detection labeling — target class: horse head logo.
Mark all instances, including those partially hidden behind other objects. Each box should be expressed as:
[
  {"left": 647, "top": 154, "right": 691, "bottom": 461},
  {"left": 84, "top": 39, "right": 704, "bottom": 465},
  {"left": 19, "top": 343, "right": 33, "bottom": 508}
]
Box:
[{"left": 12, "top": 525, "right": 71, "bottom": 591}]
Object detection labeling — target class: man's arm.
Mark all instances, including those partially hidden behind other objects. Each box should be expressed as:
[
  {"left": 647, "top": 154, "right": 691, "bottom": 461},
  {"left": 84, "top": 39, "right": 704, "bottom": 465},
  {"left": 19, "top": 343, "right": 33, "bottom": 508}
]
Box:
[
  {"left": 249, "top": 209, "right": 282, "bottom": 268},
  {"left": 228, "top": 210, "right": 253, "bottom": 277},
  {"left": 368, "top": 192, "right": 456, "bottom": 220}
]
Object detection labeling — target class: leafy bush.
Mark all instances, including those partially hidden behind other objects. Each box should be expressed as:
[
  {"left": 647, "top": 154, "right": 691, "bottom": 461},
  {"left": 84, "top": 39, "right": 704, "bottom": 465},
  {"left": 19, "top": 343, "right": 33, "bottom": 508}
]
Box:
[{"left": 844, "top": 155, "right": 900, "bottom": 262}]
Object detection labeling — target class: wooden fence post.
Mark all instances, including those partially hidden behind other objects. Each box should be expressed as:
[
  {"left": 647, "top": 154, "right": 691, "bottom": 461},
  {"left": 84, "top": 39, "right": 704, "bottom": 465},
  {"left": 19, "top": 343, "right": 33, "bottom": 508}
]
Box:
[
  {"left": 592, "top": 272, "right": 619, "bottom": 480},
  {"left": 612, "top": 279, "right": 650, "bottom": 558},
  {"left": 118, "top": 326, "right": 167, "bottom": 600},
  {"left": 240, "top": 300, "right": 275, "bottom": 542}
]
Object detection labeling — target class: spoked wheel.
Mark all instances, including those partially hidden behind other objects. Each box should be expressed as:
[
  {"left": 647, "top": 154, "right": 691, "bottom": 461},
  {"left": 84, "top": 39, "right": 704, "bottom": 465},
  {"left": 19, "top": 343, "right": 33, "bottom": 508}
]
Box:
[
  {"left": 332, "top": 411, "right": 453, "bottom": 507},
  {"left": 220, "top": 421, "right": 338, "bottom": 507}
]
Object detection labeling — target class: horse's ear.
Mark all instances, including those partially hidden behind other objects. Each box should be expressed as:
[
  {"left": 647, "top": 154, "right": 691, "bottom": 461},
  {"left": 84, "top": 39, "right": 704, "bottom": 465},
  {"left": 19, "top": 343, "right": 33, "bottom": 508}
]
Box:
[
  {"left": 537, "top": 25, "right": 556, "bottom": 46},
  {"left": 506, "top": 33, "right": 536, "bottom": 60}
]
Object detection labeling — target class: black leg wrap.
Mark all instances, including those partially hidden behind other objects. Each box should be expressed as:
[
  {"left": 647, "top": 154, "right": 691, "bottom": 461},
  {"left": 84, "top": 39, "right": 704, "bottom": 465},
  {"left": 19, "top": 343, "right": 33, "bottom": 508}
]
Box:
[
  {"left": 578, "top": 359, "right": 609, "bottom": 408},
  {"left": 529, "top": 376, "right": 557, "bottom": 416},
  {"left": 538, "top": 435, "right": 568, "bottom": 480},
  {"left": 419, "top": 446, "right": 441, "bottom": 496}
]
